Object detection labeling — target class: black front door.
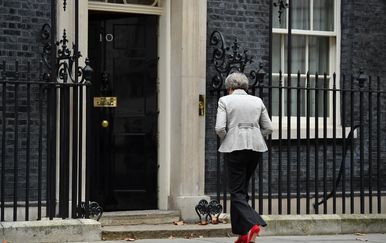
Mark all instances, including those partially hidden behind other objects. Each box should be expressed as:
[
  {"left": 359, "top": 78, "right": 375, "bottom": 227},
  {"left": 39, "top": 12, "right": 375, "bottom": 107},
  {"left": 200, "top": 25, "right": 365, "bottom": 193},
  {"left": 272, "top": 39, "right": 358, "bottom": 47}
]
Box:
[{"left": 88, "top": 12, "right": 158, "bottom": 211}]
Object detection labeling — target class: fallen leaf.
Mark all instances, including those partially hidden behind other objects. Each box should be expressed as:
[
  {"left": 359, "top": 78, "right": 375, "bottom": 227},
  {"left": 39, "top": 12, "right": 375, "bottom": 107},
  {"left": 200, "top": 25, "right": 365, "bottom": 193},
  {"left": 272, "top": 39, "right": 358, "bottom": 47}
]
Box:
[
  {"left": 355, "top": 233, "right": 365, "bottom": 236},
  {"left": 168, "top": 235, "right": 176, "bottom": 239},
  {"left": 124, "top": 237, "right": 136, "bottom": 241},
  {"left": 173, "top": 220, "right": 184, "bottom": 226},
  {"left": 355, "top": 238, "right": 368, "bottom": 242}
]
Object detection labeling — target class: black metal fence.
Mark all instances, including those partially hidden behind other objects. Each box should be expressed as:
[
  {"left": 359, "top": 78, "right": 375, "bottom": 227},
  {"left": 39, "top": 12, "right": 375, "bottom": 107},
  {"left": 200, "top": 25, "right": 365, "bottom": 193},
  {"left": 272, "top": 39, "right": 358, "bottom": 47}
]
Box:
[
  {"left": 0, "top": 0, "right": 103, "bottom": 222},
  {"left": 209, "top": 31, "right": 386, "bottom": 215},
  {"left": 0, "top": 59, "right": 92, "bottom": 221}
]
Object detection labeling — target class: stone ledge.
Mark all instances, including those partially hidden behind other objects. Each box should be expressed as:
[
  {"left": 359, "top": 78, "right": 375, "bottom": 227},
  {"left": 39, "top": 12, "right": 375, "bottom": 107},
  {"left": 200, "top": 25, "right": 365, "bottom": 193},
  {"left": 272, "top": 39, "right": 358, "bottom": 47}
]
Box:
[
  {"left": 0, "top": 219, "right": 101, "bottom": 243},
  {"left": 340, "top": 214, "right": 386, "bottom": 234},
  {"left": 262, "top": 214, "right": 341, "bottom": 235},
  {"left": 262, "top": 214, "right": 386, "bottom": 236}
]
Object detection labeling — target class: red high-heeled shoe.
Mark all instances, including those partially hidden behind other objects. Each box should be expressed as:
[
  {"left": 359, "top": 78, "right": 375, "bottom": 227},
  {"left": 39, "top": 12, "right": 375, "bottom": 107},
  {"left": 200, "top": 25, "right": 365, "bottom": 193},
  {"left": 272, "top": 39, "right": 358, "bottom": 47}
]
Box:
[
  {"left": 234, "top": 234, "right": 247, "bottom": 243},
  {"left": 246, "top": 224, "right": 260, "bottom": 243}
]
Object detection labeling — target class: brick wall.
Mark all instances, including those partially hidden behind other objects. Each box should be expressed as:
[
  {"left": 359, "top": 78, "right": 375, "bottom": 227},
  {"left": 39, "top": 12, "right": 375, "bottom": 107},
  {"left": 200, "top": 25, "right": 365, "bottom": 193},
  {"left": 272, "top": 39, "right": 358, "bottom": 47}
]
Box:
[
  {"left": 0, "top": 0, "right": 50, "bottom": 69},
  {"left": 341, "top": 0, "right": 386, "bottom": 78},
  {"left": 206, "top": 0, "right": 271, "bottom": 193},
  {"left": 0, "top": 0, "right": 51, "bottom": 201}
]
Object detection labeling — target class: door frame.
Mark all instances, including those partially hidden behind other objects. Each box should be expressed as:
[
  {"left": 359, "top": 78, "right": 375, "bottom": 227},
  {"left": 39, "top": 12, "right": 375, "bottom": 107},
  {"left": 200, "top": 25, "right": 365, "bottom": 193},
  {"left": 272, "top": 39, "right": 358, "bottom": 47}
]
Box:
[{"left": 72, "top": 0, "right": 171, "bottom": 210}]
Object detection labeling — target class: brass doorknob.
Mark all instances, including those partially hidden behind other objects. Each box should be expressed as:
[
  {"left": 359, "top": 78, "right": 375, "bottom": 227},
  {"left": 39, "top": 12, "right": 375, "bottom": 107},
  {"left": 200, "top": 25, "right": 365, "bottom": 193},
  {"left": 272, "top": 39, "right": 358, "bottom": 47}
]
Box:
[{"left": 101, "top": 120, "right": 109, "bottom": 128}]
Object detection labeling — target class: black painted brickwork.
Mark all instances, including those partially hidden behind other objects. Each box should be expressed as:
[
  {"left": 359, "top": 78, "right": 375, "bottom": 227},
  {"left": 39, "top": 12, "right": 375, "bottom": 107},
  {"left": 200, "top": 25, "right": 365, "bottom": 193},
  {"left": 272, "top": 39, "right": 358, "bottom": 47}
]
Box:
[
  {"left": 340, "top": 0, "right": 386, "bottom": 78},
  {"left": 0, "top": 0, "right": 51, "bottom": 202},
  {"left": 206, "top": 0, "right": 271, "bottom": 194},
  {"left": 205, "top": 0, "right": 386, "bottom": 197},
  {"left": 339, "top": 0, "right": 386, "bottom": 196}
]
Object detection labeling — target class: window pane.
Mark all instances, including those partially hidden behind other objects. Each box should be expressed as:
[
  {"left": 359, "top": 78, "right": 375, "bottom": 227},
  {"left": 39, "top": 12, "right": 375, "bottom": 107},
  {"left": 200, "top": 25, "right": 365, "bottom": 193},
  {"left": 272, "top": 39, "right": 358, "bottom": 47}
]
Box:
[
  {"left": 313, "top": 0, "right": 334, "bottom": 31},
  {"left": 309, "top": 36, "right": 330, "bottom": 74},
  {"left": 292, "top": 0, "right": 310, "bottom": 30},
  {"left": 272, "top": 34, "right": 282, "bottom": 73},
  {"left": 284, "top": 35, "right": 306, "bottom": 73},
  {"left": 273, "top": 1, "right": 287, "bottom": 28},
  {"left": 272, "top": 77, "right": 329, "bottom": 118},
  {"left": 89, "top": 0, "right": 157, "bottom": 4},
  {"left": 309, "top": 77, "right": 329, "bottom": 117},
  {"left": 284, "top": 77, "right": 306, "bottom": 116},
  {"left": 272, "top": 77, "right": 281, "bottom": 116}
]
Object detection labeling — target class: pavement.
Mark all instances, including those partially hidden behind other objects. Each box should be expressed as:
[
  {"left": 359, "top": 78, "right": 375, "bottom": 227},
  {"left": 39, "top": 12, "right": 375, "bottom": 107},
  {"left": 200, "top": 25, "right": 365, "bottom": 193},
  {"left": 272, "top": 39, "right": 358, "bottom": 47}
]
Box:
[
  {"left": 3, "top": 213, "right": 386, "bottom": 242},
  {"left": 77, "top": 233, "right": 386, "bottom": 243}
]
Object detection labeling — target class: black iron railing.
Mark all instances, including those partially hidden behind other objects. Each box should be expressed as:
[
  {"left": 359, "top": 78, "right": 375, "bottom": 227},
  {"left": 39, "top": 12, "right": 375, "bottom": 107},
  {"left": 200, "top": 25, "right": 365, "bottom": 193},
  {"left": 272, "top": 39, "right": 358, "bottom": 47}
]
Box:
[
  {"left": 0, "top": 59, "right": 92, "bottom": 221},
  {"left": 0, "top": 0, "right": 101, "bottom": 222},
  {"left": 209, "top": 31, "right": 386, "bottom": 215}
]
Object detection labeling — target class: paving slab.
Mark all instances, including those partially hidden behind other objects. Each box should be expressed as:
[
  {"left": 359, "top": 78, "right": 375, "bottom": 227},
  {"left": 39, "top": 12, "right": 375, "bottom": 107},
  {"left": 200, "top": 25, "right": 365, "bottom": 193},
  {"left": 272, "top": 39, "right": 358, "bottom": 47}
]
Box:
[{"left": 75, "top": 233, "right": 386, "bottom": 243}]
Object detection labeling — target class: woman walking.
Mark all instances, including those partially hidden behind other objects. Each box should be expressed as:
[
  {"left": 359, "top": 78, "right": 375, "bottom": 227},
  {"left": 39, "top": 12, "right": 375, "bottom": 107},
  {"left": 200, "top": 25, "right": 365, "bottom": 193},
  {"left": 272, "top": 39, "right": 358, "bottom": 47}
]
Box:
[{"left": 215, "top": 72, "right": 273, "bottom": 243}]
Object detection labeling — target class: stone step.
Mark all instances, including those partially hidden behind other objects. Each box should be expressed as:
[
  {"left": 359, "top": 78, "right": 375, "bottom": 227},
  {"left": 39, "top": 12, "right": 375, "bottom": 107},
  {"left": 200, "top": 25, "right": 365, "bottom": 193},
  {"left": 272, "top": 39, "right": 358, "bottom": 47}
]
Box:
[
  {"left": 101, "top": 214, "right": 386, "bottom": 241},
  {"left": 100, "top": 210, "right": 181, "bottom": 226},
  {"left": 101, "top": 223, "right": 232, "bottom": 241}
]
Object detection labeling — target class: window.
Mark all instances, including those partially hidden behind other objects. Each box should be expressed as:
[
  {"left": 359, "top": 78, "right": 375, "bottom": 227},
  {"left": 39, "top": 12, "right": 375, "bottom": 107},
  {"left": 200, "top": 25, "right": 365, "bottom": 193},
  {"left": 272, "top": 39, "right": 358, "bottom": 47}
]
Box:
[
  {"left": 88, "top": 0, "right": 163, "bottom": 15},
  {"left": 271, "top": 0, "right": 339, "bottom": 118},
  {"left": 89, "top": 0, "right": 160, "bottom": 6}
]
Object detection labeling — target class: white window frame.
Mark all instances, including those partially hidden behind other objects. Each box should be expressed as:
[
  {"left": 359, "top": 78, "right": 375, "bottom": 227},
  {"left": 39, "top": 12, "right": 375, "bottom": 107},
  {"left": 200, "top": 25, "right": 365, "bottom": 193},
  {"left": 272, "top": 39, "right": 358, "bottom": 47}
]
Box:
[
  {"left": 271, "top": 0, "right": 345, "bottom": 139},
  {"left": 88, "top": 0, "right": 163, "bottom": 15}
]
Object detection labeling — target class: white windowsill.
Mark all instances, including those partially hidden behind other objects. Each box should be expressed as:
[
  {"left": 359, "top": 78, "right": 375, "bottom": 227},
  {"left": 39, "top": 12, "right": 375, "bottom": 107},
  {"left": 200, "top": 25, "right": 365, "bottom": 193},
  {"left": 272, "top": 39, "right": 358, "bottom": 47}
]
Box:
[{"left": 270, "top": 121, "right": 357, "bottom": 140}]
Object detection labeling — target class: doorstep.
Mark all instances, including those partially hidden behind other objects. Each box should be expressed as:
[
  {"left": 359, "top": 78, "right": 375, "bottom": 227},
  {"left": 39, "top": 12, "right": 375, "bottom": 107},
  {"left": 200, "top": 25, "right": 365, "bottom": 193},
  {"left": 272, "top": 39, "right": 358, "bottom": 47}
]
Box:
[
  {"left": 102, "top": 222, "right": 232, "bottom": 240},
  {"left": 101, "top": 214, "right": 386, "bottom": 241},
  {"left": 100, "top": 210, "right": 181, "bottom": 226}
]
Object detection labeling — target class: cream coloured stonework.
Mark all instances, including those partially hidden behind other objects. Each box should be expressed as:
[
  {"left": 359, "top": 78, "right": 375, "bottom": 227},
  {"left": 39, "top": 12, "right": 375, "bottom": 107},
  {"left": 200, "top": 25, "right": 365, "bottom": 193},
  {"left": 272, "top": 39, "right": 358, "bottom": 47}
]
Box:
[
  {"left": 55, "top": 0, "right": 89, "bottom": 214},
  {"left": 157, "top": 0, "right": 171, "bottom": 210},
  {"left": 168, "top": 0, "right": 208, "bottom": 221}
]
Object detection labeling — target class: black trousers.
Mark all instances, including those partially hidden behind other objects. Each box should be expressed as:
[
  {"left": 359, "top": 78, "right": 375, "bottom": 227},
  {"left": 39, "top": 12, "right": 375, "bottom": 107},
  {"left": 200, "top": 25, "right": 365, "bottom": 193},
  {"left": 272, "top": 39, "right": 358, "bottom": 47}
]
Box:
[{"left": 225, "top": 150, "right": 267, "bottom": 235}]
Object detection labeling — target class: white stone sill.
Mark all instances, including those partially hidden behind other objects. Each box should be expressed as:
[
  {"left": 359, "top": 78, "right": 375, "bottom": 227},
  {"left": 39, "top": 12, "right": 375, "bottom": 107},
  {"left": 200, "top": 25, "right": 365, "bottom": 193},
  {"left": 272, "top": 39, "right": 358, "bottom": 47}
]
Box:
[{"left": 270, "top": 122, "right": 357, "bottom": 140}]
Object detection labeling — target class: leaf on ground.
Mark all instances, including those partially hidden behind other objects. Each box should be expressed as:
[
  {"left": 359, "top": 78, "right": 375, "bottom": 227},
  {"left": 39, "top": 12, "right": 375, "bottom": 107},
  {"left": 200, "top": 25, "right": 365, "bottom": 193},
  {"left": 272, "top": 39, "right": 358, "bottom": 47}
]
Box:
[
  {"left": 185, "top": 233, "right": 194, "bottom": 239},
  {"left": 168, "top": 235, "right": 176, "bottom": 239},
  {"left": 124, "top": 237, "right": 136, "bottom": 241},
  {"left": 355, "top": 233, "right": 366, "bottom": 236},
  {"left": 355, "top": 237, "right": 368, "bottom": 242},
  {"left": 173, "top": 220, "right": 184, "bottom": 226}
]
